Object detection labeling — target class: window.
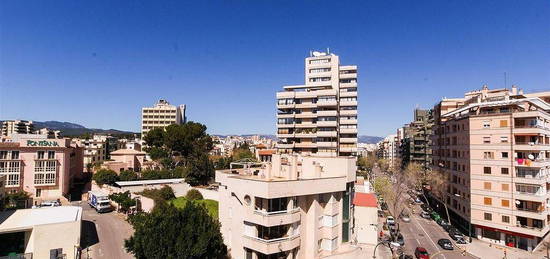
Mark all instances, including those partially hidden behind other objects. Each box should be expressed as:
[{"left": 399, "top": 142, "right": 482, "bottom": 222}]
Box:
[
  {"left": 35, "top": 189, "right": 41, "bottom": 197},
  {"left": 501, "top": 168, "right": 509, "bottom": 175},
  {"left": 483, "top": 137, "right": 491, "bottom": 144},
  {"left": 502, "top": 184, "right": 509, "bottom": 191},
  {"left": 484, "top": 167, "right": 492, "bottom": 174},
  {"left": 310, "top": 68, "right": 330, "bottom": 73},
  {"left": 502, "top": 215, "right": 510, "bottom": 223},
  {"left": 501, "top": 200, "right": 510, "bottom": 207},
  {"left": 484, "top": 182, "right": 491, "bottom": 190},
  {"left": 502, "top": 152, "right": 509, "bottom": 158},
  {"left": 500, "top": 120, "right": 508, "bottom": 127},
  {"left": 500, "top": 136, "right": 508, "bottom": 143},
  {"left": 483, "top": 121, "right": 490, "bottom": 128},
  {"left": 484, "top": 197, "right": 492, "bottom": 205},
  {"left": 37, "top": 151, "right": 45, "bottom": 159},
  {"left": 310, "top": 58, "right": 330, "bottom": 64},
  {"left": 484, "top": 213, "right": 492, "bottom": 221},
  {"left": 483, "top": 152, "right": 494, "bottom": 159}
]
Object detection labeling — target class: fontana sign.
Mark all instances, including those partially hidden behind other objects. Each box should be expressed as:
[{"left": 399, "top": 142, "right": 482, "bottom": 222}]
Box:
[{"left": 26, "top": 140, "right": 60, "bottom": 147}]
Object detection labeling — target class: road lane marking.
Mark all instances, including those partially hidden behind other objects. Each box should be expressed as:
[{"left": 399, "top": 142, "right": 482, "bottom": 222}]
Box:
[{"left": 406, "top": 206, "right": 446, "bottom": 259}]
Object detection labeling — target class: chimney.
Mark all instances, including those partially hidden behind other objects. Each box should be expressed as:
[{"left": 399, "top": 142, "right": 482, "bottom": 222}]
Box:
[{"left": 511, "top": 85, "right": 518, "bottom": 95}]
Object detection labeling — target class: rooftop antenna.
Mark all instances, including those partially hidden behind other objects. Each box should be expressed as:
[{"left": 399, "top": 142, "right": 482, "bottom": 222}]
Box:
[
  {"left": 309, "top": 50, "right": 313, "bottom": 57},
  {"left": 504, "top": 72, "right": 507, "bottom": 89},
  {"left": 327, "top": 47, "right": 330, "bottom": 54}
]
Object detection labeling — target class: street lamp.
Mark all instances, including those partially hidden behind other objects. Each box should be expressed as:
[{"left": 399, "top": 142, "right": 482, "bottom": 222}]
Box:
[{"left": 454, "top": 193, "right": 472, "bottom": 242}]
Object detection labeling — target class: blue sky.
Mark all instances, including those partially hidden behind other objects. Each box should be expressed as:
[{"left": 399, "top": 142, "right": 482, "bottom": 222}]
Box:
[{"left": 1, "top": 1, "right": 549, "bottom": 136}]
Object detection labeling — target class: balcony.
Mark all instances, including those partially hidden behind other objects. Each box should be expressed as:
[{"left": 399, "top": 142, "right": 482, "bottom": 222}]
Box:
[
  {"left": 317, "top": 141, "right": 337, "bottom": 148},
  {"left": 340, "top": 82, "right": 357, "bottom": 88},
  {"left": 317, "top": 131, "right": 337, "bottom": 137},
  {"left": 317, "top": 121, "right": 337, "bottom": 127},
  {"left": 340, "top": 128, "right": 357, "bottom": 134},
  {"left": 295, "top": 122, "right": 317, "bottom": 128},
  {"left": 515, "top": 158, "right": 550, "bottom": 168},
  {"left": 294, "top": 112, "right": 317, "bottom": 119},
  {"left": 246, "top": 208, "right": 301, "bottom": 227},
  {"left": 276, "top": 113, "right": 294, "bottom": 119},
  {"left": 339, "top": 109, "right": 357, "bottom": 116},
  {"left": 339, "top": 100, "right": 358, "bottom": 107},
  {"left": 276, "top": 103, "right": 295, "bottom": 109},
  {"left": 277, "top": 123, "right": 295, "bottom": 128},
  {"left": 317, "top": 110, "right": 337, "bottom": 116},
  {"left": 294, "top": 142, "right": 316, "bottom": 148},
  {"left": 276, "top": 133, "right": 294, "bottom": 138},
  {"left": 295, "top": 103, "right": 318, "bottom": 109},
  {"left": 514, "top": 191, "right": 546, "bottom": 202},
  {"left": 339, "top": 137, "right": 357, "bottom": 143},
  {"left": 317, "top": 100, "right": 337, "bottom": 107},
  {"left": 242, "top": 234, "right": 300, "bottom": 255},
  {"left": 276, "top": 143, "right": 295, "bottom": 149},
  {"left": 339, "top": 147, "right": 357, "bottom": 153},
  {"left": 340, "top": 119, "right": 357, "bottom": 125},
  {"left": 294, "top": 133, "right": 316, "bottom": 138}
]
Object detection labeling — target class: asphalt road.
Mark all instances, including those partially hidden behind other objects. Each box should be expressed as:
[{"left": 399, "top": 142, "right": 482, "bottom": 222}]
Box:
[
  {"left": 373, "top": 166, "right": 476, "bottom": 259},
  {"left": 77, "top": 202, "right": 135, "bottom": 259}
]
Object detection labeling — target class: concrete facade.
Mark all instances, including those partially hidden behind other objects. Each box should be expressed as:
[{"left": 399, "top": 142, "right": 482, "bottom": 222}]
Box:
[
  {"left": 276, "top": 51, "right": 358, "bottom": 157},
  {"left": 431, "top": 85, "right": 550, "bottom": 251},
  {"left": 0, "top": 134, "right": 84, "bottom": 203},
  {"left": 216, "top": 154, "right": 356, "bottom": 259},
  {"left": 1, "top": 120, "right": 34, "bottom": 137},
  {"left": 141, "top": 99, "right": 186, "bottom": 136}
]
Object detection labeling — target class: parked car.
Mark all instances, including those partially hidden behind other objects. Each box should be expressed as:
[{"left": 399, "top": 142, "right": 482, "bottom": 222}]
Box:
[
  {"left": 414, "top": 247, "right": 430, "bottom": 259},
  {"left": 437, "top": 219, "right": 450, "bottom": 227},
  {"left": 442, "top": 224, "right": 453, "bottom": 232},
  {"left": 399, "top": 255, "right": 413, "bottom": 259},
  {"left": 421, "top": 204, "right": 432, "bottom": 212},
  {"left": 387, "top": 216, "right": 396, "bottom": 226},
  {"left": 455, "top": 236, "right": 468, "bottom": 244},
  {"left": 378, "top": 210, "right": 385, "bottom": 217},
  {"left": 447, "top": 226, "right": 459, "bottom": 234},
  {"left": 381, "top": 202, "right": 388, "bottom": 211},
  {"left": 449, "top": 231, "right": 465, "bottom": 241},
  {"left": 392, "top": 233, "right": 405, "bottom": 246},
  {"left": 437, "top": 239, "right": 453, "bottom": 250},
  {"left": 401, "top": 213, "right": 411, "bottom": 223},
  {"left": 420, "top": 211, "right": 431, "bottom": 219},
  {"left": 38, "top": 200, "right": 61, "bottom": 207}
]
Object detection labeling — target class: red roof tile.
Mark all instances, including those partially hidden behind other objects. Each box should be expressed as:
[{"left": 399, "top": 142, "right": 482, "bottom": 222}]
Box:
[{"left": 353, "top": 192, "right": 377, "bottom": 207}]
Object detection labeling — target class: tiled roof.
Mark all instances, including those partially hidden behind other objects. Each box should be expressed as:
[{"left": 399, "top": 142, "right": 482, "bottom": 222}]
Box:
[{"left": 353, "top": 192, "right": 377, "bottom": 207}]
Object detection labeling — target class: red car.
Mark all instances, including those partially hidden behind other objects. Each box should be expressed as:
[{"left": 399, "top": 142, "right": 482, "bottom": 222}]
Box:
[{"left": 415, "top": 247, "right": 430, "bottom": 259}]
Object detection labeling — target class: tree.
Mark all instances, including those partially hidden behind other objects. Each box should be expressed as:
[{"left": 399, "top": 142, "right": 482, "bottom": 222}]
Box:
[
  {"left": 125, "top": 202, "right": 227, "bottom": 259},
  {"left": 93, "top": 169, "right": 119, "bottom": 186},
  {"left": 426, "top": 169, "right": 451, "bottom": 224},
  {"left": 5, "top": 191, "right": 31, "bottom": 209},
  {"left": 378, "top": 158, "right": 390, "bottom": 173},
  {"left": 139, "top": 186, "right": 176, "bottom": 203},
  {"left": 185, "top": 189, "right": 203, "bottom": 201},
  {"left": 110, "top": 191, "right": 136, "bottom": 214},
  {"left": 147, "top": 147, "right": 169, "bottom": 161},
  {"left": 119, "top": 170, "right": 139, "bottom": 181},
  {"left": 184, "top": 152, "right": 215, "bottom": 186},
  {"left": 143, "top": 128, "right": 165, "bottom": 148},
  {"left": 404, "top": 162, "right": 432, "bottom": 207}
]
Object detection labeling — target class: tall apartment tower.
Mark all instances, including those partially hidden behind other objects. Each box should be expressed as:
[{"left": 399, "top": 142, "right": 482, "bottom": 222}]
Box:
[
  {"left": 276, "top": 51, "right": 358, "bottom": 157},
  {"left": 1, "top": 120, "right": 34, "bottom": 137},
  {"left": 400, "top": 109, "right": 434, "bottom": 169},
  {"left": 431, "top": 85, "right": 550, "bottom": 251},
  {"left": 141, "top": 99, "right": 186, "bottom": 136}
]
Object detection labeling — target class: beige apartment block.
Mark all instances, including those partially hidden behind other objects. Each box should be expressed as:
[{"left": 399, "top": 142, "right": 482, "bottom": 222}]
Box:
[
  {"left": 216, "top": 154, "right": 356, "bottom": 259},
  {"left": 141, "top": 99, "right": 186, "bottom": 136},
  {"left": 432, "top": 85, "right": 550, "bottom": 251},
  {"left": 1, "top": 120, "right": 34, "bottom": 137},
  {"left": 276, "top": 51, "right": 358, "bottom": 157},
  {"left": 72, "top": 135, "right": 109, "bottom": 169}
]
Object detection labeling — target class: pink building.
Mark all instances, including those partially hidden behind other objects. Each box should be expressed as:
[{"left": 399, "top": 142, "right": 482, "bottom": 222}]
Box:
[
  {"left": 103, "top": 148, "right": 146, "bottom": 173},
  {"left": 0, "top": 134, "right": 83, "bottom": 203},
  {"left": 432, "top": 85, "right": 550, "bottom": 251}
]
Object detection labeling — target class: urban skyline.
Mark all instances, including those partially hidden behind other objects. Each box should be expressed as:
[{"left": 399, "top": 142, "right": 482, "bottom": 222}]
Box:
[{"left": 1, "top": 1, "right": 549, "bottom": 137}]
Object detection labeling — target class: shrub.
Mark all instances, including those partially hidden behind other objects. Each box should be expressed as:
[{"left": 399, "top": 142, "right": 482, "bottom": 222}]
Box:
[
  {"left": 93, "top": 169, "right": 119, "bottom": 186},
  {"left": 138, "top": 186, "right": 175, "bottom": 202},
  {"left": 185, "top": 189, "right": 203, "bottom": 201},
  {"left": 119, "top": 170, "right": 139, "bottom": 181}
]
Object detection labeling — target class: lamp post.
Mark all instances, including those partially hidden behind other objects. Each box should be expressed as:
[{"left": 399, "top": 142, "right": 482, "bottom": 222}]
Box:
[{"left": 454, "top": 193, "right": 472, "bottom": 242}]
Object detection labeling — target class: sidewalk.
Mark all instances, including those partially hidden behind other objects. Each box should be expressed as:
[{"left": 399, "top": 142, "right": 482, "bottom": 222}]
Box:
[{"left": 463, "top": 238, "right": 547, "bottom": 259}]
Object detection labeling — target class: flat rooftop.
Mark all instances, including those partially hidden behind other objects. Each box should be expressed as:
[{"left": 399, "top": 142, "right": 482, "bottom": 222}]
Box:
[
  {"left": 115, "top": 178, "right": 185, "bottom": 187},
  {"left": 0, "top": 206, "right": 82, "bottom": 232}
]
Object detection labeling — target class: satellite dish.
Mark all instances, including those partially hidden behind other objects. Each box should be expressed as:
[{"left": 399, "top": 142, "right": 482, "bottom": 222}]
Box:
[{"left": 528, "top": 154, "right": 535, "bottom": 160}]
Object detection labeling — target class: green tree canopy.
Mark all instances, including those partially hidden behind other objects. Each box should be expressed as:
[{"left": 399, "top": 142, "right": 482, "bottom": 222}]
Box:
[
  {"left": 125, "top": 202, "right": 227, "bottom": 259},
  {"left": 185, "top": 189, "right": 203, "bottom": 201},
  {"left": 184, "top": 152, "right": 215, "bottom": 186},
  {"left": 109, "top": 191, "right": 136, "bottom": 214},
  {"left": 143, "top": 128, "right": 165, "bottom": 148},
  {"left": 93, "top": 169, "right": 119, "bottom": 186},
  {"left": 119, "top": 170, "right": 139, "bottom": 181}
]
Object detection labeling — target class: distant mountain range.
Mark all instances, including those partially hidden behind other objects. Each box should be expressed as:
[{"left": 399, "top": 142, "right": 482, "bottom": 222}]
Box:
[{"left": 32, "top": 121, "right": 135, "bottom": 136}]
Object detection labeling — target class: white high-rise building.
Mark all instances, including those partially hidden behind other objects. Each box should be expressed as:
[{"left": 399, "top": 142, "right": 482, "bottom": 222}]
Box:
[
  {"left": 141, "top": 99, "right": 186, "bottom": 136},
  {"left": 276, "top": 51, "right": 358, "bottom": 156},
  {"left": 1, "top": 120, "right": 34, "bottom": 137}
]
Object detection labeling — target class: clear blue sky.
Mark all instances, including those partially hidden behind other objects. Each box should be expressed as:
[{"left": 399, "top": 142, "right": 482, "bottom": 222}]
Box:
[{"left": 1, "top": 1, "right": 549, "bottom": 136}]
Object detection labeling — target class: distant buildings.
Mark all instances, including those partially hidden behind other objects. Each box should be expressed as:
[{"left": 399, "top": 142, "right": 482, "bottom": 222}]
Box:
[
  {"left": 141, "top": 99, "right": 186, "bottom": 136},
  {"left": 276, "top": 51, "right": 358, "bottom": 156},
  {"left": 72, "top": 135, "right": 111, "bottom": 169},
  {"left": 1, "top": 120, "right": 34, "bottom": 137},
  {"left": 399, "top": 108, "right": 434, "bottom": 169},
  {"left": 0, "top": 134, "right": 83, "bottom": 203},
  {"left": 376, "top": 134, "right": 398, "bottom": 167},
  {"left": 431, "top": 85, "right": 550, "bottom": 251}
]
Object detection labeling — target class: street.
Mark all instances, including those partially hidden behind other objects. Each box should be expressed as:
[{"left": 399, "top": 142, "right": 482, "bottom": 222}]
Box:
[
  {"left": 77, "top": 202, "right": 135, "bottom": 259},
  {"left": 373, "top": 166, "right": 476, "bottom": 259}
]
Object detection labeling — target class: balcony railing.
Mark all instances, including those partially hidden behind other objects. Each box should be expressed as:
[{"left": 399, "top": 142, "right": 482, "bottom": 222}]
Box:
[
  {"left": 516, "top": 224, "right": 544, "bottom": 231},
  {"left": 254, "top": 207, "right": 299, "bottom": 216},
  {"left": 516, "top": 207, "right": 544, "bottom": 214},
  {"left": 244, "top": 234, "right": 300, "bottom": 244}
]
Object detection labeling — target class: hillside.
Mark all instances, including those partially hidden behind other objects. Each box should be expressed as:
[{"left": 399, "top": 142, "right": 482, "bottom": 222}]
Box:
[{"left": 33, "top": 121, "right": 135, "bottom": 137}]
